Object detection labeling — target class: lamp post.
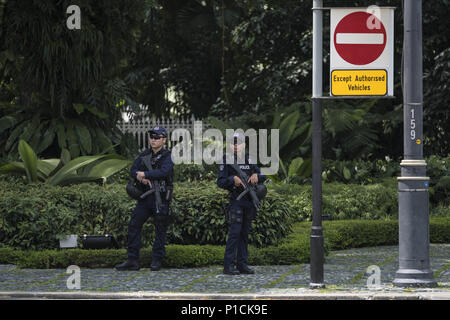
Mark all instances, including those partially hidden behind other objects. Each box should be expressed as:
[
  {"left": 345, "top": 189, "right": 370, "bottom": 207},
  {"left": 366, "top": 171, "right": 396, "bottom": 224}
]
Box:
[
  {"left": 393, "top": 0, "right": 437, "bottom": 288},
  {"left": 310, "top": 0, "right": 325, "bottom": 289}
]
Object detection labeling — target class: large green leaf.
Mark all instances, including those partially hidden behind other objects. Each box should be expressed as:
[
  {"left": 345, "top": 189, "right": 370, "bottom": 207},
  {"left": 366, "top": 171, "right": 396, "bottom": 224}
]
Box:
[
  {"left": 278, "top": 156, "right": 288, "bottom": 179},
  {"left": 47, "top": 155, "right": 108, "bottom": 186},
  {"left": 343, "top": 167, "right": 351, "bottom": 180},
  {"left": 79, "top": 153, "right": 125, "bottom": 176},
  {"left": 37, "top": 159, "right": 60, "bottom": 178},
  {"left": 56, "top": 124, "right": 67, "bottom": 149},
  {"left": 94, "top": 128, "right": 114, "bottom": 155},
  {"left": 47, "top": 148, "right": 71, "bottom": 178},
  {"left": 29, "top": 120, "right": 47, "bottom": 151},
  {"left": 297, "top": 158, "right": 312, "bottom": 177},
  {"left": 271, "top": 106, "right": 281, "bottom": 129},
  {"left": 86, "top": 158, "right": 131, "bottom": 179},
  {"left": 5, "top": 121, "right": 27, "bottom": 151},
  {"left": 278, "top": 110, "right": 300, "bottom": 150},
  {"left": 288, "top": 157, "right": 304, "bottom": 177},
  {"left": 0, "top": 162, "right": 25, "bottom": 175},
  {"left": 0, "top": 115, "right": 17, "bottom": 134},
  {"left": 37, "top": 125, "right": 56, "bottom": 154},
  {"left": 74, "top": 121, "right": 92, "bottom": 154},
  {"left": 20, "top": 115, "right": 40, "bottom": 143},
  {"left": 18, "top": 139, "right": 38, "bottom": 182},
  {"left": 66, "top": 124, "right": 80, "bottom": 158},
  {"left": 85, "top": 105, "right": 109, "bottom": 119}
]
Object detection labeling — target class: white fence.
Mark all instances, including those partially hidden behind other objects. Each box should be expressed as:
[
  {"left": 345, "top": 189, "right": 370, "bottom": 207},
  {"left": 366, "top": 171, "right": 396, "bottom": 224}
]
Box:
[{"left": 117, "top": 115, "right": 211, "bottom": 151}]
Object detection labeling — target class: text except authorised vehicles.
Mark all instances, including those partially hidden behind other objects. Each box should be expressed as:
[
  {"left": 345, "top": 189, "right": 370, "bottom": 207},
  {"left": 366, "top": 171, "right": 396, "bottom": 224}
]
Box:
[{"left": 331, "top": 70, "right": 387, "bottom": 96}]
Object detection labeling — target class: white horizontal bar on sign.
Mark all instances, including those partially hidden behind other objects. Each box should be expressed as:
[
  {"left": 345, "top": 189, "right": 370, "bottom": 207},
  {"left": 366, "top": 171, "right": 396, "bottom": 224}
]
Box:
[{"left": 336, "top": 33, "right": 384, "bottom": 45}]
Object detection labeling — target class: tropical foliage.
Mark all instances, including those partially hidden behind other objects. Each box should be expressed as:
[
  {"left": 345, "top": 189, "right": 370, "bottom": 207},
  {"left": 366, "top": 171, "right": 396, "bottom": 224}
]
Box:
[
  {"left": 0, "top": 0, "right": 448, "bottom": 163},
  {"left": 0, "top": 0, "right": 147, "bottom": 159},
  {"left": 0, "top": 140, "right": 131, "bottom": 186}
]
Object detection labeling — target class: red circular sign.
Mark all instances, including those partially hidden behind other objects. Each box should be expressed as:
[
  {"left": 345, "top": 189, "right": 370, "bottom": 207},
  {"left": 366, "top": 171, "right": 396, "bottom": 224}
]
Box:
[{"left": 334, "top": 12, "right": 386, "bottom": 65}]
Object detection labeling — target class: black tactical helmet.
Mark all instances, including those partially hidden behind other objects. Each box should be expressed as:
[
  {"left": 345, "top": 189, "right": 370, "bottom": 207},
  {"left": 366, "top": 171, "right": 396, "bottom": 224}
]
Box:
[
  {"left": 255, "top": 183, "right": 267, "bottom": 200},
  {"left": 126, "top": 178, "right": 143, "bottom": 200}
]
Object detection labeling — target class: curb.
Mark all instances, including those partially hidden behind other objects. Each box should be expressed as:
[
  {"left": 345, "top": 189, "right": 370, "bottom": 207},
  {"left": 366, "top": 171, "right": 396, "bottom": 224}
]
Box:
[{"left": 1, "top": 291, "right": 449, "bottom": 300}]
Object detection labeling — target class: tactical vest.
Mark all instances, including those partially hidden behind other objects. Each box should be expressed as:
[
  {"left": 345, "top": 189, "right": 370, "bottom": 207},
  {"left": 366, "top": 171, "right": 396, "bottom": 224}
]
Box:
[{"left": 136, "top": 148, "right": 173, "bottom": 196}]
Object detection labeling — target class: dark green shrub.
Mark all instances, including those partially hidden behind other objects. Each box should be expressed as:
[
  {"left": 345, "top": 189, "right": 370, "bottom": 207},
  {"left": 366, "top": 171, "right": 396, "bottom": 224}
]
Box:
[
  {"left": 322, "top": 155, "right": 449, "bottom": 188},
  {"left": 107, "top": 163, "right": 218, "bottom": 185},
  {"left": 164, "top": 181, "right": 294, "bottom": 247},
  {"left": 427, "top": 155, "right": 450, "bottom": 206},
  {"left": 276, "top": 179, "right": 398, "bottom": 221},
  {"left": 173, "top": 163, "right": 217, "bottom": 182},
  {"left": 0, "top": 180, "right": 295, "bottom": 250}
]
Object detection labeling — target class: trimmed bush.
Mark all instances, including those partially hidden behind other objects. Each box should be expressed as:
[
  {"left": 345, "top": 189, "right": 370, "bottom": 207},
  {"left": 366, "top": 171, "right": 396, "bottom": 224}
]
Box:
[
  {"left": 0, "top": 180, "right": 295, "bottom": 250},
  {"left": 268, "top": 179, "right": 399, "bottom": 221},
  {"left": 0, "top": 218, "right": 448, "bottom": 269},
  {"left": 108, "top": 163, "right": 217, "bottom": 185}
]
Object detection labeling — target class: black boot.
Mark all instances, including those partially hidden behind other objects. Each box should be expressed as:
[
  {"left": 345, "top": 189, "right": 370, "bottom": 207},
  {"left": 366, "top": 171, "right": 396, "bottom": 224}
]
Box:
[
  {"left": 115, "top": 259, "right": 140, "bottom": 271},
  {"left": 237, "top": 264, "right": 255, "bottom": 274},
  {"left": 223, "top": 265, "right": 240, "bottom": 275}
]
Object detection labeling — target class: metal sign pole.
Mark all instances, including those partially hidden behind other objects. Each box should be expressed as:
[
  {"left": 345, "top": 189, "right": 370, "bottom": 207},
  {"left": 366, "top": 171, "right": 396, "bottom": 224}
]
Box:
[
  {"left": 393, "top": 0, "right": 436, "bottom": 288},
  {"left": 310, "top": 0, "right": 325, "bottom": 289}
]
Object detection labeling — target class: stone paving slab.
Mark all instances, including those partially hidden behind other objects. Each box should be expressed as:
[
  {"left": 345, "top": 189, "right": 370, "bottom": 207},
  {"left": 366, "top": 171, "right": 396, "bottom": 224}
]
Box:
[{"left": 0, "top": 244, "right": 448, "bottom": 297}]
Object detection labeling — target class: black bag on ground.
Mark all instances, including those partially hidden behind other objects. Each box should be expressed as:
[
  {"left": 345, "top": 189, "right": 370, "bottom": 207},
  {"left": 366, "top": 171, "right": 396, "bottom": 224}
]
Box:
[{"left": 81, "top": 235, "right": 119, "bottom": 249}]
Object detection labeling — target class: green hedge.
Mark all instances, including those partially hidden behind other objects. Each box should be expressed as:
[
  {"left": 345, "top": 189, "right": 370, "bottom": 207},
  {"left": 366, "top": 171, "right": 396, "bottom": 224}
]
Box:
[
  {"left": 0, "top": 218, "right": 448, "bottom": 269},
  {"left": 1, "top": 177, "right": 448, "bottom": 251},
  {"left": 268, "top": 179, "right": 399, "bottom": 221},
  {"left": 0, "top": 180, "right": 295, "bottom": 250}
]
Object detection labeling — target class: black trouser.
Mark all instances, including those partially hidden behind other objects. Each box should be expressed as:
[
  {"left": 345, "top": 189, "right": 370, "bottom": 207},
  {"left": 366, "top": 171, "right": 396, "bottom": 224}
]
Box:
[
  {"left": 127, "top": 194, "right": 170, "bottom": 263},
  {"left": 224, "top": 200, "right": 255, "bottom": 269}
]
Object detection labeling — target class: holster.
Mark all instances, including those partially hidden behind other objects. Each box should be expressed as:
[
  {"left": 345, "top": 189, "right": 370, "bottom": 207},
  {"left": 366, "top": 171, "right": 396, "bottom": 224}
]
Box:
[
  {"left": 165, "top": 186, "right": 174, "bottom": 202},
  {"left": 225, "top": 205, "right": 243, "bottom": 224}
]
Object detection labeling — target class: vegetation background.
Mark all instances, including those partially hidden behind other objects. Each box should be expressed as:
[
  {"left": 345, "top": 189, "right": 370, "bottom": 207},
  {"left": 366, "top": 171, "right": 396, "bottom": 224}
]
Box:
[{"left": 0, "top": 1, "right": 448, "bottom": 258}]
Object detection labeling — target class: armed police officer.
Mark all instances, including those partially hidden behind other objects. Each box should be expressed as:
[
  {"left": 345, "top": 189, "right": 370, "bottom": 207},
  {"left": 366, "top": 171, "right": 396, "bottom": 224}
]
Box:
[
  {"left": 116, "top": 126, "right": 174, "bottom": 271},
  {"left": 217, "top": 132, "right": 267, "bottom": 275}
]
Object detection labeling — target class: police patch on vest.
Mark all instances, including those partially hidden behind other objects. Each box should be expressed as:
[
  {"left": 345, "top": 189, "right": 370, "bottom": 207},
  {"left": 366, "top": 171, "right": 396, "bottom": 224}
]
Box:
[{"left": 239, "top": 165, "right": 250, "bottom": 170}]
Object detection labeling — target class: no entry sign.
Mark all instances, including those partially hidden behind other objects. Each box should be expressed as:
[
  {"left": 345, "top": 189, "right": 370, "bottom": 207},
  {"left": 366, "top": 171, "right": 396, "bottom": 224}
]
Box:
[
  {"left": 330, "top": 7, "right": 394, "bottom": 96},
  {"left": 334, "top": 11, "right": 387, "bottom": 65}
]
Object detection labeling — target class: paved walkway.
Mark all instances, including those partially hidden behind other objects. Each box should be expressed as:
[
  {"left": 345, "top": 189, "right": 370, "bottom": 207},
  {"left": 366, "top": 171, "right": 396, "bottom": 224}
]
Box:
[{"left": 0, "top": 244, "right": 449, "bottom": 299}]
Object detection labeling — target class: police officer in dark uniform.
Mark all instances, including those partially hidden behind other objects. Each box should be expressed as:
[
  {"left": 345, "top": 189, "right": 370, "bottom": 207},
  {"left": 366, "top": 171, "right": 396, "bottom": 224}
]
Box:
[
  {"left": 116, "top": 126, "right": 174, "bottom": 271},
  {"left": 217, "top": 132, "right": 266, "bottom": 275}
]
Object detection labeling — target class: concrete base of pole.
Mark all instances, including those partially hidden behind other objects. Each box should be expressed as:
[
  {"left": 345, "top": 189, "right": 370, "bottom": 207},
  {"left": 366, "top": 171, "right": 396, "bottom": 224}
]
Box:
[
  {"left": 393, "top": 161, "right": 437, "bottom": 288},
  {"left": 393, "top": 269, "right": 437, "bottom": 288},
  {"left": 309, "top": 283, "right": 326, "bottom": 290}
]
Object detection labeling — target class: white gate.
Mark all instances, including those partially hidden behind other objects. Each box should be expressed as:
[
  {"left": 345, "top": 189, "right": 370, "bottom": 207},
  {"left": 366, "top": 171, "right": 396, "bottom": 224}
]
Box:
[{"left": 117, "top": 114, "right": 211, "bottom": 151}]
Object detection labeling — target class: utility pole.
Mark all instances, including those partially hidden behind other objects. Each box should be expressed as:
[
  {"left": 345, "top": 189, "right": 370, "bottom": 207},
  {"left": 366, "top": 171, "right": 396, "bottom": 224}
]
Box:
[
  {"left": 310, "top": 0, "right": 325, "bottom": 289},
  {"left": 393, "top": 0, "right": 437, "bottom": 288}
]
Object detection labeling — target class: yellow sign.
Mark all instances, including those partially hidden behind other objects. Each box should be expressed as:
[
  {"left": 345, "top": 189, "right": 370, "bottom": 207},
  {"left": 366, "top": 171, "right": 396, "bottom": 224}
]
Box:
[{"left": 331, "top": 69, "right": 387, "bottom": 96}]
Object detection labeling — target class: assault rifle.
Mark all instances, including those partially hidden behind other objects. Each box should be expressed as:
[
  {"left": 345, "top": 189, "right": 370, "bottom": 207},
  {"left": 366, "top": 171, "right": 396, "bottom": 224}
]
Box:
[
  {"left": 231, "top": 163, "right": 261, "bottom": 211},
  {"left": 139, "top": 154, "right": 162, "bottom": 213}
]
